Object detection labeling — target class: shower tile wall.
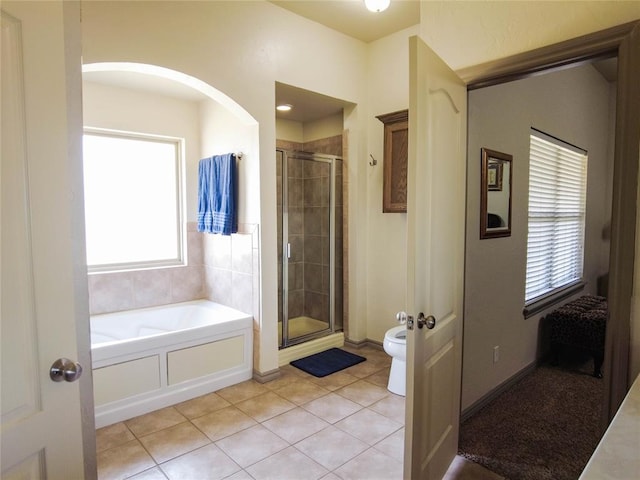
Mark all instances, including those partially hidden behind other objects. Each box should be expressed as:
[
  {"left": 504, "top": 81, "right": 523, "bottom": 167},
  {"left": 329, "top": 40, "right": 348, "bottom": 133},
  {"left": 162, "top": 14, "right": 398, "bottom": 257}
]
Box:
[
  {"left": 297, "top": 135, "right": 344, "bottom": 330},
  {"left": 276, "top": 138, "right": 344, "bottom": 332},
  {"left": 303, "top": 135, "right": 343, "bottom": 157},
  {"left": 288, "top": 157, "right": 305, "bottom": 320},
  {"left": 302, "top": 159, "right": 330, "bottom": 323}
]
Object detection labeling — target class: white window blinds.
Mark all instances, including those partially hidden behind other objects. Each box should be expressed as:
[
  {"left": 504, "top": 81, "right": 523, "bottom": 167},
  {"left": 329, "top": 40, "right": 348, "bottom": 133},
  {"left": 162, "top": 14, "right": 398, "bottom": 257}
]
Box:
[{"left": 525, "top": 129, "right": 588, "bottom": 303}]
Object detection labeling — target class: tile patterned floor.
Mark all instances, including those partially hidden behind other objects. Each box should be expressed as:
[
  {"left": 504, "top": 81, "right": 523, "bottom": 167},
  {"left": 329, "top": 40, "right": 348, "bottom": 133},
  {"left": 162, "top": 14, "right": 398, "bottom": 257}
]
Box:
[{"left": 96, "top": 346, "right": 500, "bottom": 480}]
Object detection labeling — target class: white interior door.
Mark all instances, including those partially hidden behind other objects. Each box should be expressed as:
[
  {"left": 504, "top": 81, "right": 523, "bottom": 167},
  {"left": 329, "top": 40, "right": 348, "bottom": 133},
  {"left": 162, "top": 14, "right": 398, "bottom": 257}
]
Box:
[
  {"left": 1, "top": 2, "right": 93, "bottom": 478},
  {"left": 403, "top": 36, "right": 467, "bottom": 479}
]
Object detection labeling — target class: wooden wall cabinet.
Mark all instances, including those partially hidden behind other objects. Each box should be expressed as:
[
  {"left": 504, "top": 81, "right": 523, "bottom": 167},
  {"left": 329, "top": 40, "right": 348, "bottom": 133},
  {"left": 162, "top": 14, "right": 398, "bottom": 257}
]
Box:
[{"left": 376, "top": 109, "right": 408, "bottom": 213}]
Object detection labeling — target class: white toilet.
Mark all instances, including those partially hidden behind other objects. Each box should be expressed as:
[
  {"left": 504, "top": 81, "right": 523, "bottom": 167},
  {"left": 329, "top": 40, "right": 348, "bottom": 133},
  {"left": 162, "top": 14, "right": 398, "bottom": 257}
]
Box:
[{"left": 383, "top": 325, "right": 407, "bottom": 396}]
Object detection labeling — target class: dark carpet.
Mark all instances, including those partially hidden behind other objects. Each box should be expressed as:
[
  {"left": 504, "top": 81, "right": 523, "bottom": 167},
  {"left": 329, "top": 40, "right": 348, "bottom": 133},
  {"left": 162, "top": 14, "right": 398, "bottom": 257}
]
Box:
[
  {"left": 290, "top": 347, "right": 366, "bottom": 377},
  {"left": 458, "top": 354, "right": 604, "bottom": 480}
]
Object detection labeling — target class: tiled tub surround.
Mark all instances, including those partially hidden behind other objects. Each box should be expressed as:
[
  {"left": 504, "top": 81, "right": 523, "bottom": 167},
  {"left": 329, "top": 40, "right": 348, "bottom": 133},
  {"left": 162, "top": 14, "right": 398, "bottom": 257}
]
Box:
[
  {"left": 87, "top": 221, "right": 263, "bottom": 373},
  {"left": 88, "top": 223, "right": 205, "bottom": 315},
  {"left": 202, "top": 227, "right": 257, "bottom": 317},
  {"left": 92, "top": 300, "right": 253, "bottom": 428},
  {"left": 87, "top": 222, "right": 258, "bottom": 318},
  {"left": 201, "top": 225, "right": 261, "bottom": 375}
]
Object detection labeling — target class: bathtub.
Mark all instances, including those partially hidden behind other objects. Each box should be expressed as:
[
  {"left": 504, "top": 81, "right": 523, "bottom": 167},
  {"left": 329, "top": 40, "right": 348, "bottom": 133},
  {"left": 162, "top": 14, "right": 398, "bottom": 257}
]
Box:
[{"left": 91, "top": 300, "right": 253, "bottom": 428}]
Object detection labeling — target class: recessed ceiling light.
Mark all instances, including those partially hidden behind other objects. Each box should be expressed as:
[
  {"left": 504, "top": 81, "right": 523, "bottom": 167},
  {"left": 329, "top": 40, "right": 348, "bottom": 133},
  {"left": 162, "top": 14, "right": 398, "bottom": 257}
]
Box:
[
  {"left": 276, "top": 104, "right": 292, "bottom": 112},
  {"left": 364, "top": 0, "right": 390, "bottom": 13}
]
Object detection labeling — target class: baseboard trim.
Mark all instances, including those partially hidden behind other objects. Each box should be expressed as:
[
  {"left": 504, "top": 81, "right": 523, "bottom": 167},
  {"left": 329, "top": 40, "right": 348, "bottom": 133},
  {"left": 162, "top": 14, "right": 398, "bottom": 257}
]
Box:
[
  {"left": 345, "top": 338, "right": 383, "bottom": 351},
  {"left": 344, "top": 338, "right": 368, "bottom": 348},
  {"left": 461, "top": 361, "right": 537, "bottom": 423},
  {"left": 252, "top": 368, "right": 280, "bottom": 384}
]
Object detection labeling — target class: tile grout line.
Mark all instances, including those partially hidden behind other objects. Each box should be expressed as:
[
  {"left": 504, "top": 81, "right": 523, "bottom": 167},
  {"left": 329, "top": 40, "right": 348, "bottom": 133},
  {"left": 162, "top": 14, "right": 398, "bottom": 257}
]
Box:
[{"left": 98, "top": 350, "right": 397, "bottom": 479}]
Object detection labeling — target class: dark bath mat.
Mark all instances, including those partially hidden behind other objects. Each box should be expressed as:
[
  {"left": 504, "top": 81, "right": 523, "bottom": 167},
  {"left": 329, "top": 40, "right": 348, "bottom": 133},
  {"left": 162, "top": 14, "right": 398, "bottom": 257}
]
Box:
[{"left": 290, "top": 347, "right": 366, "bottom": 377}]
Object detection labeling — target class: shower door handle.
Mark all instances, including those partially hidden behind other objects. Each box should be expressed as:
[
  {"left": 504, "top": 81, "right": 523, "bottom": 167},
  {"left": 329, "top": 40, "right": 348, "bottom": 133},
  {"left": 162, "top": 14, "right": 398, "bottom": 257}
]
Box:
[{"left": 287, "top": 243, "right": 291, "bottom": 259}]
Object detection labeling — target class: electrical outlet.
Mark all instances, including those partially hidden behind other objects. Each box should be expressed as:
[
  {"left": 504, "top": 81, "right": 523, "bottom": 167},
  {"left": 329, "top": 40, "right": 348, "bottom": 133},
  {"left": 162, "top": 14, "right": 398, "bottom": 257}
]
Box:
[{"left": 493, "top": 346, "right": 500, "bottom": 363}]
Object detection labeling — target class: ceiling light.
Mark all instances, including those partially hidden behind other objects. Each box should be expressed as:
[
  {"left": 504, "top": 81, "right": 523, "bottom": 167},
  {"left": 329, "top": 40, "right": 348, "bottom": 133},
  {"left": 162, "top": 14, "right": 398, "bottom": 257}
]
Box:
[
  {"left": 276, "top": 104, "right": 292, "bottom": 112},
  {"left": 364, "top": 0, "right": 390, "bottom": 13}
]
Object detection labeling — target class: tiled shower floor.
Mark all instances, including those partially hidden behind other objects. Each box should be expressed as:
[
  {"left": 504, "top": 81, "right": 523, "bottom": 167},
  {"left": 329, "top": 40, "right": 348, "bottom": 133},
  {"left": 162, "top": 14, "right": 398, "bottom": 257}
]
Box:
[{"left": 96, "top": 345, "right": 501, "bottom": 480}]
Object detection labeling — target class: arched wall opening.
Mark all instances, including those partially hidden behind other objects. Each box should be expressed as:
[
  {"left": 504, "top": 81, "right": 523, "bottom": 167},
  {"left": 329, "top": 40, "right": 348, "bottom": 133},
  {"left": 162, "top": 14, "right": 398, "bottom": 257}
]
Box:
[{"left": 81, "top": 63, "right": 266, "bottom": 377}]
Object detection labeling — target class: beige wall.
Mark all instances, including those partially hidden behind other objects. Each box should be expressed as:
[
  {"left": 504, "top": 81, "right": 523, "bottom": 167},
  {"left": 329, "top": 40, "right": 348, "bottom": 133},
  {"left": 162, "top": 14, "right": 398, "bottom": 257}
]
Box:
[
  {"left": 304, "top": 113, "right": 344, "bottom": 142},
  {"left": 364, "top": 25, "right": 418, "bottom": 343},
  {"left": 81, "top": 1, "right": 368, "bottom": 374},
  {"left": 199, "top": 98, "right": 260, "bottom": 225},
  {"left": 276, "top": 113, "right": 344, "bottom": 144},
  {"left": 420, "top": 1, "right": 640, "bottom": 71},
  {"left": 276, "top": 119, "right": 304, "bottom": 143},
  {"left": 463, "top": 64, "right": 615, "bottom": 410},
  {"left": 80, "top": 0, "right": 640, "bottom": 379}
]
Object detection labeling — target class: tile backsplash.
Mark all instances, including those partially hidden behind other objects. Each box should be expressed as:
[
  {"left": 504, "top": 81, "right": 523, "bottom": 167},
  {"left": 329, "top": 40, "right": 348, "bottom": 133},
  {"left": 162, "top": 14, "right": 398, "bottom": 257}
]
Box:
[
  {"left": 88, "top": 222, "right": 259, "bottom": 318},
  {"left": 202, "top": 224, "right": 258, "bottom": 316}
]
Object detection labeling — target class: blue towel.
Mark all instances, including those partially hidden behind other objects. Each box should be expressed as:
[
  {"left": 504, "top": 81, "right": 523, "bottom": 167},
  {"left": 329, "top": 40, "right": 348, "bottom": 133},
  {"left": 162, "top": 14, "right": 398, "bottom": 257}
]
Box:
[{"left": 197, "top": 153, "right": 237, "bottom": 235}]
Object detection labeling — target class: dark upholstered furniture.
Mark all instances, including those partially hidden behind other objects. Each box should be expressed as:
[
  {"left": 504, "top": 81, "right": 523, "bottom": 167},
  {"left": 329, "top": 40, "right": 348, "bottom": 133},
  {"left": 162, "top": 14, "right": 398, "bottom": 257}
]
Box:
[{"left": 546, "top": 295, "right": 608, "bottom": 378}]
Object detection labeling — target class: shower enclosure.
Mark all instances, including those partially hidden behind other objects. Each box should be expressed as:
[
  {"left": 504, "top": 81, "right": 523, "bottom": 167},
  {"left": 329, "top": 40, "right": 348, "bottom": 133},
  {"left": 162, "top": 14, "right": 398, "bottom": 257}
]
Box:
[{"left": 277, "top": 149, "right": 343, "bottom": 348}]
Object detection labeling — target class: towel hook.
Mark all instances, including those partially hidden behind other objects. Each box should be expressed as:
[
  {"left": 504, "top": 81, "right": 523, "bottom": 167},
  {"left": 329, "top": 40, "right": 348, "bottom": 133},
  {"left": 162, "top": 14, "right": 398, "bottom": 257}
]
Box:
[{"left": 369, "top": 154, "right": 378, "bottom": 166}]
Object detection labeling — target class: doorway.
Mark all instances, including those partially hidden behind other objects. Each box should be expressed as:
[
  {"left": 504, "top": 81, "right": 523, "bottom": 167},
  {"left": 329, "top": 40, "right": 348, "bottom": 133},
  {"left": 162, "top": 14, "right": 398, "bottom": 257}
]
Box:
[
  {"left": 453, "top": 21, "right": 640, "bottom": 479},
  {"left": 459, "top": 21, "right": 640, "bottom": 425},
  {"left": 462, "top": 59, "right": 615, "bottom": 412}
]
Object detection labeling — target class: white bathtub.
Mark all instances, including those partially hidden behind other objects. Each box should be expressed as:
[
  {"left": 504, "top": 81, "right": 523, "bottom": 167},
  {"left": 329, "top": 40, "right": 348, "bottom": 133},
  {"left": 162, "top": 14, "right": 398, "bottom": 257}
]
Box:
[{"left": 91, "top": 300, "right": 253, "bottom": 428}]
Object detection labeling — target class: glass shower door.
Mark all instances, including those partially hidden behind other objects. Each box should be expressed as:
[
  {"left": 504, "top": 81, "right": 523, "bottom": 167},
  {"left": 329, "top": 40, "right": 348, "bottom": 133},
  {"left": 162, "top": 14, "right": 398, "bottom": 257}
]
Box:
[{"left": 279, "top": 150, "right": 335, "bottom": 348}]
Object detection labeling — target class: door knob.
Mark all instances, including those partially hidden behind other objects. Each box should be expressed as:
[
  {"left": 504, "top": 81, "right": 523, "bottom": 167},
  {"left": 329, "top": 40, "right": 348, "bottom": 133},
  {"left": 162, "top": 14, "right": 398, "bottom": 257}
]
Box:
[
  {"left": 50, "top": 358, "right": 83, "bottom": 383},
  {"left": 417, "top": 312, "right": 436, "bottom": 329},
  {"left": 396, "top": 311, "right": 408, "bottom": 324}
]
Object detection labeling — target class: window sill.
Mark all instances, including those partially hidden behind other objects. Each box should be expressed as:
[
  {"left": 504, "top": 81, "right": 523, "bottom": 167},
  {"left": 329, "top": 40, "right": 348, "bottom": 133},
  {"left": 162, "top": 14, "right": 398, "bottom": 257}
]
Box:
[
  {"left": 88, "top": 259, "right": 186, "bottom": 275},
  {"left": 522, "top": 281, "right": 585, "bottom": 319}
]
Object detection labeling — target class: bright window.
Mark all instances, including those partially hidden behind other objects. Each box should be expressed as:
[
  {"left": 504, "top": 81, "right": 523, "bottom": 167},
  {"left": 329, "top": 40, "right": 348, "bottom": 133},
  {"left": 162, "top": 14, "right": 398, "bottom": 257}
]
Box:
[
  {"left": 525, "top": 129, "right": 588, "bottom": 303},
  {"left": 83, "top": 129, "right": 184, "bottom": 271}
]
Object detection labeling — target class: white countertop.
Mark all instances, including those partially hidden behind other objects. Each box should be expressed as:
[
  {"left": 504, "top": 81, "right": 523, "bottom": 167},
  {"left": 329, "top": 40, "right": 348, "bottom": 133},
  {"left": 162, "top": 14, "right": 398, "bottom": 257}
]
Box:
[{"left": 579, "top": 374, "right": 640, "bottom": 479}]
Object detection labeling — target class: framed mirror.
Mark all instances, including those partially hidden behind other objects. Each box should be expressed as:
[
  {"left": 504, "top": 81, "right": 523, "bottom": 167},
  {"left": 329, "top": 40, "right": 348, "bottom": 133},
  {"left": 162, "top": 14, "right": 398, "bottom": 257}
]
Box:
[{"left": 480, "top": 148, "right": 512, "bottom": 239}]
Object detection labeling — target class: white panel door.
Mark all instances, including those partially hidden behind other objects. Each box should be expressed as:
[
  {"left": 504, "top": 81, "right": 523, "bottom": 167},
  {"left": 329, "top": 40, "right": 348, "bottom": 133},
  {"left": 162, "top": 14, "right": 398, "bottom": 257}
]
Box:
[
  {"left": 403, "top": 35, "right": 467, "bottom": 479},
  {"left": 1, "top": 1, "right": 92, "bottom": 478}
]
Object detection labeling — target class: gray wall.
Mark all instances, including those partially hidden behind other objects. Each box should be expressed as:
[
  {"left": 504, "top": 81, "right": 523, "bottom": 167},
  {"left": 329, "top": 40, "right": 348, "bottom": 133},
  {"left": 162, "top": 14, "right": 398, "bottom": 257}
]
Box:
[{"left": 463, "top": 63, "right": 615, "bottom": 410}]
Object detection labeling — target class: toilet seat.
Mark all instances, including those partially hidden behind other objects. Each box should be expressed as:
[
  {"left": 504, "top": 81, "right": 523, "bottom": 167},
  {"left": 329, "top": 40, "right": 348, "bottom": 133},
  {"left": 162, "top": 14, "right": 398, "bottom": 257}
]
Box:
[{"left": 384, "top": 325, "right": 406, "bottom": 344}]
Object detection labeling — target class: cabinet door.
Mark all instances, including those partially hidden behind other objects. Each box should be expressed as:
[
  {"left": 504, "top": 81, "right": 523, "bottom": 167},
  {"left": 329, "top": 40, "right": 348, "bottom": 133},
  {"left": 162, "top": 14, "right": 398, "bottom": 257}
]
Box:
[{"left": 377, "top": 110, "right": 408, "bottom": 213}]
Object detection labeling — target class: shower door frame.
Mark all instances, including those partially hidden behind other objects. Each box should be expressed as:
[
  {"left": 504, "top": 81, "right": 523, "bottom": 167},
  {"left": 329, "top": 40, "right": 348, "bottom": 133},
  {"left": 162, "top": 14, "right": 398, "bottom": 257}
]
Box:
[{"left": 279, "top": 149, "right": 338, "bottom": 348}]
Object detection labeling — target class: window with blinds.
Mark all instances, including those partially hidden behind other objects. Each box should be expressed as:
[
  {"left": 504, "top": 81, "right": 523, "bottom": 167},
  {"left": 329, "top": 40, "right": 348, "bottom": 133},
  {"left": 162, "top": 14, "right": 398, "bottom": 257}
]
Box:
[{"left": 525, "top": 129, "right": 588, "bottom": 304}]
